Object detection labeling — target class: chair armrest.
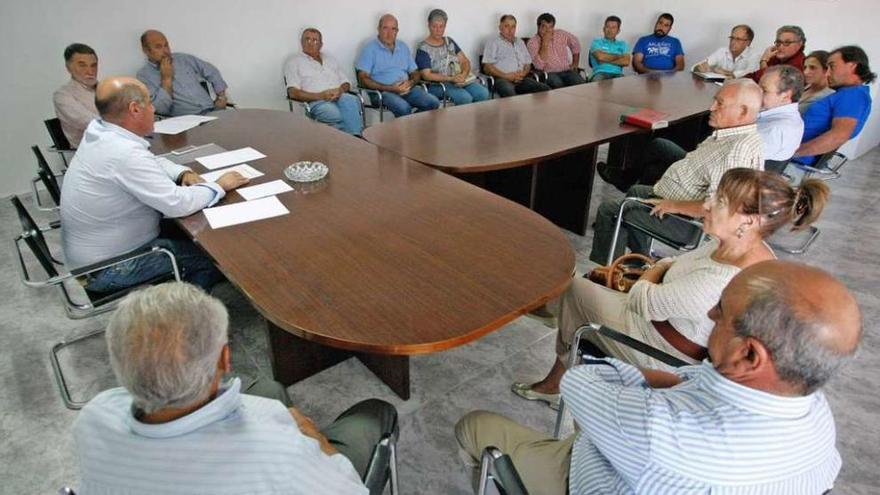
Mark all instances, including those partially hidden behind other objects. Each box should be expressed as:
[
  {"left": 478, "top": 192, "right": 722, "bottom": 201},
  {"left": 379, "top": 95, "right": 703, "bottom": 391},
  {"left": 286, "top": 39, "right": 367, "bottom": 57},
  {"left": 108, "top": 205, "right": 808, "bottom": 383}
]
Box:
[
  {"left": 620, "top": 198, "right": 704, "bottom": 229},
  {"left": 69, "top": 245, "right": 181, "bottom": 280},
  {"left": 31, "top": 176, "right": 59, "bottom": 212},
  {"left": 478, "top": 447, "right": 529, "bottom": 495}
]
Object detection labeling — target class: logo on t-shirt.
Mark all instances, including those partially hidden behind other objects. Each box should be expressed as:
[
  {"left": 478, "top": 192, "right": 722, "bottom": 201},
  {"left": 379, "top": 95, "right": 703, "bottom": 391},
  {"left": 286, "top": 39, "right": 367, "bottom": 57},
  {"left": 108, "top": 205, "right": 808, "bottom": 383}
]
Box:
[{"left": 646, "top": 41, "right": 672, "bottom": 57}]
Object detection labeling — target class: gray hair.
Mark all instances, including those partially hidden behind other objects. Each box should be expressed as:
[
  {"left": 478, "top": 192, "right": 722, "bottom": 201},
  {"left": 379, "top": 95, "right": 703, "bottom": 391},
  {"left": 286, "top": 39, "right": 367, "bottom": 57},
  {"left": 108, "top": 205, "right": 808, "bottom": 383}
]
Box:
[
  {"left": 95, "top": 82, "right": 147, "bottom": 119},
  {"left": 428, "top": 8, "right": 447, "bottom": 24},
  {"left": 777, "top": 25, "right": 805, "bottom": 44},
  {"left": 106, "top": 282, "right": 229, "bottom": 414},
  {"left": 733, "top": 277, "right": 854, "bottom": 395},
  {"left": 301, "top": 27, "right": 322, "bottom": 42},
  {"left": 766, "top": 64, "right": 805, "bottom": 102}
]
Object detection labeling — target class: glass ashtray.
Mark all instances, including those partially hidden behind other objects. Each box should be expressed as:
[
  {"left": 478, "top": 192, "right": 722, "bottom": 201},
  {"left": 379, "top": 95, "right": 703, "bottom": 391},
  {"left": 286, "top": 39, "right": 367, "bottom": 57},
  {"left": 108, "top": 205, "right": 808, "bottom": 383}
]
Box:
[{"left": 284, "top": 161, "right": 328, "bottom": 182}]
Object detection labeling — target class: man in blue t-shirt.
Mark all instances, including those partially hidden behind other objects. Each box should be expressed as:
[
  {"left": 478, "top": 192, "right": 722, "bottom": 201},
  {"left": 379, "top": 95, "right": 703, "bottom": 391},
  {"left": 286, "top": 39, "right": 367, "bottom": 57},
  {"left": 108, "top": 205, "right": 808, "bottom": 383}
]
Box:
[
  {"left": 589, "top": 15, "right": 631, "bottom": 81},
  {"left": 792, "top": 45, "right": 875, "bottom": 166},
  {"left": 632, "top": 13, "right": 684, "bottom": 74}
]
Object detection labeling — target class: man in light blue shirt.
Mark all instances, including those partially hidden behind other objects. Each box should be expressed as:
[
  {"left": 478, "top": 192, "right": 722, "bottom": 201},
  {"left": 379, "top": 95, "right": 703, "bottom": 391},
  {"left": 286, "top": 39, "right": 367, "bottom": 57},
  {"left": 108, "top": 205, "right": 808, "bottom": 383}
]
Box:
[
  {"left": 60, "top": 76, "right": 248, "bottom": 292},
  {"left": 589, "top": 15, "right": 630, "bottom": 81},
  {"left": 457, "top": 260, "right": 859, "bottom": 495},
  {"left": 75, "top": 282, "right": 398, "bottom": 495},
  {"left": 137, "top": 30, "right": 229, "bottom": 116},
  {"left": 757, "top": 65, "right": 805, "bottom": 167},
  {"left": 356, "top": 14, "right": 440, "bottom": 117}
]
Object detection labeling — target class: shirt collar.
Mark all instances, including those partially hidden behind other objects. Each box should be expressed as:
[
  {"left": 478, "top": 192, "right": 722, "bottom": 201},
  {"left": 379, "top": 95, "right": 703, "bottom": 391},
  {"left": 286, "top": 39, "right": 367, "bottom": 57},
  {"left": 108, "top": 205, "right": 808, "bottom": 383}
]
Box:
[
  {"left": 90, "top": 119, "right": 152, "bottom": 149},
  {"left": 729, "top": 45, "right": 752, "bottom": 62},
  {"left": 697, "top": 362, "right": 817, "bottom": 418},
  {"left": 68, "top": 78, "right": 96, "bottom": 92},
  {"left": 498, "top": 33, "right": 517, "bottom": 45},
  {"left": 711, "top": 123, "right": 758, "bottom": 139},
  {"left": 128, "top": 378, "right": 242, "bottom": 439},
  {"left": 760, "top": 102, "right": 799, "bottom": 117}
]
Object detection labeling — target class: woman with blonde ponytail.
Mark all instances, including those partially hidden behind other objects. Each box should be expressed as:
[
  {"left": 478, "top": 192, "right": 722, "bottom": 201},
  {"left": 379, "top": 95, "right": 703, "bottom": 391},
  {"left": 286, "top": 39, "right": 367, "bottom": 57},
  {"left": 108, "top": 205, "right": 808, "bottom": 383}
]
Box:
[{"left": 513, "top": 168, "right": 830, "bottom": 409}]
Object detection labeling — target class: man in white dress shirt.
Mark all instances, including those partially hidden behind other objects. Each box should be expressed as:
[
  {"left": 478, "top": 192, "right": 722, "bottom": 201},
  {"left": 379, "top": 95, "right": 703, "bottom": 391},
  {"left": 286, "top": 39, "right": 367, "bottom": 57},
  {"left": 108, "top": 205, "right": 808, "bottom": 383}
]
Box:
[
  {"left": 285, "top": 28, "right": 363, "bottom": 135},
  {"left": 693, "top": 25, "right": 761, "bottom": 79},
  {"left": 74, "top": 282, "right": 398, "bottom": 495},
  {"left": 456, "top": 260, "right": 860, "bottom": 495},
  {"left": 60, "top": 76, "right": 249, "bottom": 293},
  {"left": 757, "top": 64, "right": 805, "bottom": 168}
]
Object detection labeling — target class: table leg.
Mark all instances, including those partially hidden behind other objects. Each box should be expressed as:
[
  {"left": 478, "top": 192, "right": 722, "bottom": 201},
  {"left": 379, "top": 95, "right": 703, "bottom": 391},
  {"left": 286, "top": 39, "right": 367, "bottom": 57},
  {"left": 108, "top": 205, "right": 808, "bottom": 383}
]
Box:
[
  {"left": 266, "top": 320, "right": 412, "bottom": 400},
  {"left": 456, "top": 166, "right": 535, "bottom": 209},
  {"left": 533, "top": 146, "right": 597, "bottom": 235}
]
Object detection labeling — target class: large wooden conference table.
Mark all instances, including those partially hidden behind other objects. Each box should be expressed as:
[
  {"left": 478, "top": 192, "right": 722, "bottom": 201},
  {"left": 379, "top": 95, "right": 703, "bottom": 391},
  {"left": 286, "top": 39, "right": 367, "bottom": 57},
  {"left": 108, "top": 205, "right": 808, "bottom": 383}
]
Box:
[
  {"left": 364, "top": 72, "right": 719, "bottom": 234},
  {"left": 151, "top": 110, "right": 575, "bottom": 400}
]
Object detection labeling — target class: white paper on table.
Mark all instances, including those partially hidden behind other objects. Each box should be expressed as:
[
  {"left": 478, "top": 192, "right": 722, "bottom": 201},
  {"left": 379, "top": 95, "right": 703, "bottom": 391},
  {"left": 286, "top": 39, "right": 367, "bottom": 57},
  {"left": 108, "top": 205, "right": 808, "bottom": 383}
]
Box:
[
  {"left": 152, "top": 115, "right": 219, "bottom": 135},
  {"left": 200, "top": 164, "right": 264, "bottom": 182},
  {"left": 203, "top": 196, "right": 289, "bottom": 229},
  {"left": 237, "top": 180, "right": 293, "bottom": 201},
  {"left": 196, "top": 147, "right": 266, "bottom": 170}
]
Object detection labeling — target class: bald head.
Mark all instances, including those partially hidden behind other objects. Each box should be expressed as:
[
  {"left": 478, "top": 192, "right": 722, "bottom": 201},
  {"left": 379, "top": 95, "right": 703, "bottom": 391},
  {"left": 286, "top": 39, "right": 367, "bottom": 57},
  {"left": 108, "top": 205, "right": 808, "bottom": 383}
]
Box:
[
  {"left": 95, "top": 77, "right": 154, "bottom": 135},
  {"left": 377, "top": 14, "right": 399, "bottom": 48},
  {"left": 708, "top": 79, "right": 762, "bottom": 128},
  {"left": 141, "top": 29, "right": 171, "bottom": 64},
  {"left": 731, "top": 260, "right": 862, "bottom": 394}
]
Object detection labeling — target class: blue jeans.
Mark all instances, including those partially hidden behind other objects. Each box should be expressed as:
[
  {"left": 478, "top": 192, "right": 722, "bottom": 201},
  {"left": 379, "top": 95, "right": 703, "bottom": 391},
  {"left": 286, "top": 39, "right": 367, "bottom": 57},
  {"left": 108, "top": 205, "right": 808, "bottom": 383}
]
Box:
[
  {"left": 427, "top": 82, "right": 490, "bottom": 105},
  {"left": 309, "top": 93, "right": 364, "bottom": 135},
  {"left": 86, "top": 238, "right": 223, "bottom": 293},
  {"left": 376, "top": 87, "right": 440, "bottom": 117}
]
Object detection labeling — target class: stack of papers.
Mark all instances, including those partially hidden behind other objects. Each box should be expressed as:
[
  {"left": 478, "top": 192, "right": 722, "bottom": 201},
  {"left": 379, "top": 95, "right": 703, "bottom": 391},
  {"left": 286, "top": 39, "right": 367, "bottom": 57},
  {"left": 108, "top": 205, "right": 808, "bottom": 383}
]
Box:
[
  {"left": 203, "top": 196, "right": 289, "bottom": 229},
  {"left": 196, "top": 147, "right": 266, "bottom": 170},
  {"left": 153, "top": 115, "right": 218, "bottom": 135},
  {"left": 201, "top": 164, "right": 264, "bottom": 182},
  {"left": 237, "top": 180, "right": 293, "bottom": 201}
]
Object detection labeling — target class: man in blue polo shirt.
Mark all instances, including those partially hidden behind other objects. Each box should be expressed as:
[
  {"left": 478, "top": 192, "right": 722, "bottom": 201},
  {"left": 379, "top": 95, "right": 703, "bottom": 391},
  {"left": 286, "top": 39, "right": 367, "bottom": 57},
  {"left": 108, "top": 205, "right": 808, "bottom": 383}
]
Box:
[
  {"left": 633, "top": 13, "right": 684, "bottom": 74},
  {"left": 356, "top": 14, "right": 440, "bottom": 117},
  {"left": 792, "top": 45, "right": 874, "bottom": 166},
  {"left": 589, "top": 15, "right": 631, "bottom": 81}
]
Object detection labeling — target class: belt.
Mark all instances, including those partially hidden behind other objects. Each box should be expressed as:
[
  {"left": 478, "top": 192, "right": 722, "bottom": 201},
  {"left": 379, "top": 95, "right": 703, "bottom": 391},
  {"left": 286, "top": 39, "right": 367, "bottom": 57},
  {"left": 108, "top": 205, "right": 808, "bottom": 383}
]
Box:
[{"left": 652, "top": 320, "right": 708, "bottom": 362}]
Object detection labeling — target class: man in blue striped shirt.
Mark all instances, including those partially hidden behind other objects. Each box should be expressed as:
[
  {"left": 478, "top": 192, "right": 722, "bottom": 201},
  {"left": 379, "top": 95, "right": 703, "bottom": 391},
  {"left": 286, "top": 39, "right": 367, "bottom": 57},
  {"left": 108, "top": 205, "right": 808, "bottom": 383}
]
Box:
[
  {"left": 74, "top": 282, "right": 397, "bottom": 495},
  {"left": 456, "top": 260, "right": 861, "bottom": 494}
]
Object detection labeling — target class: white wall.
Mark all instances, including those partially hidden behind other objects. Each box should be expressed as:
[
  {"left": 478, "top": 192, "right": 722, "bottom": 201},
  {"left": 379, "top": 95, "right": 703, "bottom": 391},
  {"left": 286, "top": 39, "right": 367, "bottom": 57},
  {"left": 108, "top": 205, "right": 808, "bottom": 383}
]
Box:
[{"left": 2, "top": 0, "right": 878, "bottom": 197}]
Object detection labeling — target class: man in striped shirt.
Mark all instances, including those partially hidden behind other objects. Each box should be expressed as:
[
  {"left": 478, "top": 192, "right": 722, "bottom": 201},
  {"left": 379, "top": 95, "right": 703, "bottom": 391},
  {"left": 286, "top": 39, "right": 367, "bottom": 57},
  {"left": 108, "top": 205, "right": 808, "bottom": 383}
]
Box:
[
  {"left": 456, "top": 260, "right": 860, "bottom": 494},
  {"left": 591, "top": 79, "right": 764, "bottom": 264},
  {"left": 74, "top": 282, "right": 397, "bottom": 495}
]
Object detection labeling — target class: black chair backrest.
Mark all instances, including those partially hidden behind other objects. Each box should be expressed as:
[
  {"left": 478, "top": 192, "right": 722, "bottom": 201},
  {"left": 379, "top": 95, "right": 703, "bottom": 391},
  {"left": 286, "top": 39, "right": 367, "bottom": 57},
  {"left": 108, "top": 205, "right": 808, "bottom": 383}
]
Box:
[
  {"left": 44, "top": 118, "right": 72, "bottom": 151},
  {"left": 491, "top": 452, "right": 530, "bottom": 495},
  {"left": 11, "top": 196, "right": 59, "bottom": 277},
  {"left": 32, "top": 145, "right": 61, "bottom": 206},
  {"left": 764, "top": 159, "right": 789, "bottom": 175}
]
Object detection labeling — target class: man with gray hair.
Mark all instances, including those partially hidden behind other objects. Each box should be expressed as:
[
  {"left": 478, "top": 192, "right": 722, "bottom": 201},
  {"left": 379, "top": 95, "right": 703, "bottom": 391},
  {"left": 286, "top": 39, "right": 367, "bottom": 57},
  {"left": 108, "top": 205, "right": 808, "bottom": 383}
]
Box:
[
  {"left": 746, "top": 25, "right": 806, "bottom": 82},
  {"left": 59, "top": 76, "right": 249, "bottom": 294},
  {"left": 285, "top": 28, "right": 363, "bottom": 135},
  {"left": 593, "top": 79, "right": 764, "bottom": 262},
  {"left": 757, "top": 65, "right": 805, "bottom": 167},
  {"left": 74, "top": 282, "right": 398, "bottom": 494},
  {"left": 457, "top": 260, "right": 859, "bottom": 494}
]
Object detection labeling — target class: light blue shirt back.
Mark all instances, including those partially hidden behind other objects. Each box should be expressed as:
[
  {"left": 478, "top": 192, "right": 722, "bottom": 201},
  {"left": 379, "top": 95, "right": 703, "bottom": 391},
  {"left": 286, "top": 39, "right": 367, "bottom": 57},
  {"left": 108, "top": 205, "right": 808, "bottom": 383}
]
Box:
[
  {"left": 590, "top": 37, "right": 629, "bottom": 76},
  {"left": 356, "top": 38, "right": 418, "bottom": 85}
]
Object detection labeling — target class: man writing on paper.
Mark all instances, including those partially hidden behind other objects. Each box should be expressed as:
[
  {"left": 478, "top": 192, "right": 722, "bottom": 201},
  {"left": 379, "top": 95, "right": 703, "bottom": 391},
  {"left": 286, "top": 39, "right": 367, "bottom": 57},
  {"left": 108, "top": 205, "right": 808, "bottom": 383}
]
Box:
[
  {"left": 60, "top": 77, "right": 249, "bottom": 293},
  {"left": 693, "top": 25, "right": 760, "bottom": 79}
]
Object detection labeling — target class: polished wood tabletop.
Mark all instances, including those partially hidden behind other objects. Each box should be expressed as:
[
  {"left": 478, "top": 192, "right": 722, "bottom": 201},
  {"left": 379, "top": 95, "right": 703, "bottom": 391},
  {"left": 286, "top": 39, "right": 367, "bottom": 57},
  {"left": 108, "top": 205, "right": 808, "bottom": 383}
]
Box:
[
  {"left": 152, "top": 109, "right": 575, "bottom": 355},
  {"left": 362, "top": 91, "right": 640, "bottom": 173}
]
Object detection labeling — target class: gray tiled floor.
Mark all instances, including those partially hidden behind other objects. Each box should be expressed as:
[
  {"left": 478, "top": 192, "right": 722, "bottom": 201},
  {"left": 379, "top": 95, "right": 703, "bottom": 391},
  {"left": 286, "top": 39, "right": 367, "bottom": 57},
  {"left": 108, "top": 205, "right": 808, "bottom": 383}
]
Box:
[{"left": 1, "top": 147, "right": 878, "bottom": 494}]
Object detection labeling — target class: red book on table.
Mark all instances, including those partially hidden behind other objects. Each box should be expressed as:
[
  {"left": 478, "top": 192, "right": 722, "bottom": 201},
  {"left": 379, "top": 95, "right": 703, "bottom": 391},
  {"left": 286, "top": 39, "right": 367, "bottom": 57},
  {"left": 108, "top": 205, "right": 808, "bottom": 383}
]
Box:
[{"left": 620, "top": 108, "right": 669, "bottom": 130}]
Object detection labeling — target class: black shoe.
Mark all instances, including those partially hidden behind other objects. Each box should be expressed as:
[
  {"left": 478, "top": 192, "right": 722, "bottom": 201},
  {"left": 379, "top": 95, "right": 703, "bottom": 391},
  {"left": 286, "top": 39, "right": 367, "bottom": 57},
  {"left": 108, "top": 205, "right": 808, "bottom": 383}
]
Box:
[{"left": 597, "top": 162, "right": 632, "bottom": 193}]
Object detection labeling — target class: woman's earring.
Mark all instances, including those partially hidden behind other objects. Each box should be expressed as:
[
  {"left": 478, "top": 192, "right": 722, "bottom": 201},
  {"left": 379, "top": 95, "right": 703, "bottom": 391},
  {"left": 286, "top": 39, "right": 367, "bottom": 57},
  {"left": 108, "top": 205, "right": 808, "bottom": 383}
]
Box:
[{"left": 735, "top": 225, "right": 746, "bottom": 239}]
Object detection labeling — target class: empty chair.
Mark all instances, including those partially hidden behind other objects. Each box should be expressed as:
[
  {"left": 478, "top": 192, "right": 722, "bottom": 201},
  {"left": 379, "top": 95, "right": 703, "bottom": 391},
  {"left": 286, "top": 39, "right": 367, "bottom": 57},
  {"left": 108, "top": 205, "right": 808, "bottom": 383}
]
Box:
[{"left": 44, "top": 117, "right": 74, "bottom": 168}]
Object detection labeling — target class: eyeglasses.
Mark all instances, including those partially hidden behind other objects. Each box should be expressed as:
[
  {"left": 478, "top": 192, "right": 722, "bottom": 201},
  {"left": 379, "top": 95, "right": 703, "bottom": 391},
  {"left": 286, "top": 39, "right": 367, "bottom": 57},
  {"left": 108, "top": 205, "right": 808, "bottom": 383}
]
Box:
[
  {"left": 303, "top": 38, "right": 322, "bottom": 45},
  {"left": 774, "top": 39, "right": 800, "bottom": 47},
  {"left": 728, "top": 36, "right": 750, "bottom": 42}
]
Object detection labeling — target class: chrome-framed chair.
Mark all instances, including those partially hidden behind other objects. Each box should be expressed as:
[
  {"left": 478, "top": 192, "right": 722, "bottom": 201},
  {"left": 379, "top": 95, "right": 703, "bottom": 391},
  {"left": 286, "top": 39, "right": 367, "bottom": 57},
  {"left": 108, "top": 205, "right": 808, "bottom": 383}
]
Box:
[
  {"left": 477, "top": 446, "right": 530, "bottom": 495},
  {"left": 355, "top": 67, "right": 430, "bottom": 123},
  {"left": 11, "top": 196, "right": 181, "bottom": 409},
  {"left": 607, "top": 197, "right": 707, "bottom": 265},
  {"left": 553, "top": 322, "right": 688, "bottom": 438},
  {"left": 362, "top": 414, "right": 401, "bottom": 495},
  {"left": 283, "top": 76, "right": 367, "bottom": 130},
  {"left": 30, "top": 145, "right": 62, "bottom": 212},
  {"left": 44, "top": 117, "right": 74, "bottom": 169},
  {"left": 199, "top": 80, "right": 237, "bottom": 109}
]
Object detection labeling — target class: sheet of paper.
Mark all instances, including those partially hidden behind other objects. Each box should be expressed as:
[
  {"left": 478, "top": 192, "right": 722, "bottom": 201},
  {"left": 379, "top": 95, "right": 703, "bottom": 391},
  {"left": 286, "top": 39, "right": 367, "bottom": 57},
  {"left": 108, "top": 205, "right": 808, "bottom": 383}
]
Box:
[
  {"left": 237, "top": 180, "right": 293, "bottom": 201},
  {"left": 695, "top": 71, "right": 727, "bottom": 80},
  {"left": 152, "top": 115, "right": 219, "bottom": 135},
  {"left": 200, "top": 164, "right": 264, "bottom": 182},
  {"left": 203, "top": 196, "right": 289, "bottom": 229},
  {"left": 196, "top": 147, "right": 267, "bottom": 169}
]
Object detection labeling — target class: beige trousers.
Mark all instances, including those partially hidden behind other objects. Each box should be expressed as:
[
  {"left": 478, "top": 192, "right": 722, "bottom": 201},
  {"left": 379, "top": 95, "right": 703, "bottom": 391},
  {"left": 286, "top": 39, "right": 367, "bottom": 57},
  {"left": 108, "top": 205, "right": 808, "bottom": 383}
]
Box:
[{"left": 455, "top": 410, "right": 575, "bottom": 495}]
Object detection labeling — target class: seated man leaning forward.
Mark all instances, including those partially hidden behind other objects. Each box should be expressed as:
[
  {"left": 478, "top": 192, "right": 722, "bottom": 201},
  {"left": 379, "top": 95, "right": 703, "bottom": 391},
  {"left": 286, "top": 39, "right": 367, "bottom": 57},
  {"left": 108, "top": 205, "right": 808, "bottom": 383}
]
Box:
[
  {"left": 137, "top": 29, "right": 230, "bottom": 116},
  {"left": 791, "top": 45, "right": 875, "bottom": 167},
  {"left": 632, "top": 13, "right": 684, "bottom": 74},
  {"left": 74, "top": 282, "right": 398, "bottom": 495},
  {"left": 481, "top": 14, "right": 551, "bottom": 97},
  {"left": 60, "top": 77, "right": 249, "bottom": 293},
  {"left": 457, "top": 260, "right": 859, "bottom": 495},
  {"left": 588, "top": 15, "right": 631, "bottom": 82},
  {"left": 53, "top": 43, "right": 99, "bottom": 148},
  {"left": 693, "top": 24, "right": 760, "bottom": 79},
  {"left": 746, "top": 25, "right": 807, "bottom": 82},
  {"left": 356, "top": 14, "right": 440, "bottom": 117},
  {"left": 757, "top": 65, "right": 805, "bottom": 167},
  {"left": 285, "top": 28, "right": 363, "bottom": 135},
  {"left": 526, "top": 13, "right": 586, "bottom": 88},
  {"left": 513, "top": 168, "right": 828, "bottom": 410},
  {"left": 593, "top": 79, "right": 764, "bottom": 264}
]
